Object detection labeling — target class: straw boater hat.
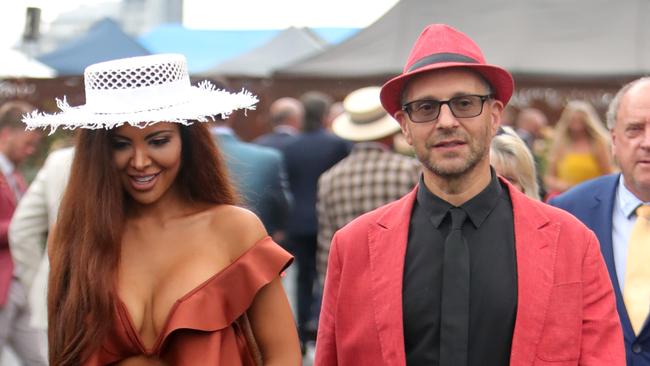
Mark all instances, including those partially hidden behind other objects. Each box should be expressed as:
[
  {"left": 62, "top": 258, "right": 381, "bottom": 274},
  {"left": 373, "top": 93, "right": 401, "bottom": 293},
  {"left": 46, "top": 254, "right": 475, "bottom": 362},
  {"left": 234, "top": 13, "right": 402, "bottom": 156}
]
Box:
[
  {"left": 23, "top": 54, "right": 258, "bottom": 133},
  {"left": 332, "top": 86, "right": 401, "bottom": 142},
  {"left": 379, "top": 24, "right": 514, "bottom": 117}
]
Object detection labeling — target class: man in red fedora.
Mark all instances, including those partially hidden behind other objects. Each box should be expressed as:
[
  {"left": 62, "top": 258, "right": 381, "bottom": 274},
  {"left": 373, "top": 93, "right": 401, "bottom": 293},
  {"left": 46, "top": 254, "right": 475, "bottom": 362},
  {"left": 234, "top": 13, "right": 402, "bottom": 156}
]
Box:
[{"left": 315, "top": 24, "right": 624, "bottom": 366}]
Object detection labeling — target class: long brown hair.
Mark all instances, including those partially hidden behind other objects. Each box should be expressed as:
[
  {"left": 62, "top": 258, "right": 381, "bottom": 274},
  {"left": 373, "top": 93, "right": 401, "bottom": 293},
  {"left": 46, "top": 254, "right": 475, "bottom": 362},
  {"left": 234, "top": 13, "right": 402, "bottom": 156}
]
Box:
[{"left": 48, "top": 122, "right": 237, "bottom": 365}]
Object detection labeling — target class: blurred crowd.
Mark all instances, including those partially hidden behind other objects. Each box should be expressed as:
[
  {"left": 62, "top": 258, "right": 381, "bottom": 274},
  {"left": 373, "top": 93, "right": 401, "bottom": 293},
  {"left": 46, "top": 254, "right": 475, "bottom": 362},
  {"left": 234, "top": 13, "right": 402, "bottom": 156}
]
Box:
[
  {"left": 0, "top": 23, "right": 647, "bottom": 366},
  {"left": 0, "top": 85, "right": 625, "bottom": 364}
]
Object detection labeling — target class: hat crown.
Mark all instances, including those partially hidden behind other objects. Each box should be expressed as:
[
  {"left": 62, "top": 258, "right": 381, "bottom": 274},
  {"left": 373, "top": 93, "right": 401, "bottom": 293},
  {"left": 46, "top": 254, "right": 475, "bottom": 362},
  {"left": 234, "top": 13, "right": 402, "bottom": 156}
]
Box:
[
  {"left": 343, "top": 86, "right": 386, "bottom": 124},
  {"left": 379, "top": 23, "right": 514, "bottom": 117},
  {"left": 332, "top": 86, "right": 400, "bottom": 142},
  {"left": 404, "top": 24, "right": 486, "bottom": 73},
  {"left": 84, "top": 54, "right": 188, "bottom": 92},
  {"left": 83, "top": 54, "right": 192, "bottom": 114}
]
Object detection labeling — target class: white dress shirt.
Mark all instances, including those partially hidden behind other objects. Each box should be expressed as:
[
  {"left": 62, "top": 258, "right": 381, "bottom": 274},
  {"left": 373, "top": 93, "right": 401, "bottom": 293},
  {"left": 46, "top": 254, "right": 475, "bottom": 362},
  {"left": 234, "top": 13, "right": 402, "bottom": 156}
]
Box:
[{"left": 612, "top": 176, "right": 648, "bottom": 290}]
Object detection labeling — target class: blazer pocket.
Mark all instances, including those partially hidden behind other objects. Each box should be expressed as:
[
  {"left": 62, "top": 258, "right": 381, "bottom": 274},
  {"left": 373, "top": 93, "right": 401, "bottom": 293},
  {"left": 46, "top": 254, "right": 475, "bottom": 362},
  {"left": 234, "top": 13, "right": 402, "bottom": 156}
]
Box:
[{"left": 537, "top": 282, "right": 582, "bottom": 362}]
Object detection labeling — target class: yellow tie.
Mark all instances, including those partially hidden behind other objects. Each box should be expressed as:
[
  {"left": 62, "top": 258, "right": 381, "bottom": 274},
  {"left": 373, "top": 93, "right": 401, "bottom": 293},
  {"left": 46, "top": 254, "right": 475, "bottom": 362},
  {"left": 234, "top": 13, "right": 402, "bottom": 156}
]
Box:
[{"left": 624, "top": 205, "right": 650, "bottom": 335}]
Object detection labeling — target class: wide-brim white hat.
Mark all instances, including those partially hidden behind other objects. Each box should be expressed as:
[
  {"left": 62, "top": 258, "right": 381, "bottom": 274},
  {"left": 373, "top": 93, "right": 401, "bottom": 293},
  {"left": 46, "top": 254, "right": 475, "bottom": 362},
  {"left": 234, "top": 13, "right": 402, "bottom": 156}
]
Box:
[
  {"left": 332, "top": 86, "right": 401, "bottom": 142},
  {"left": 23, "top": 54, "right": 258, "bottom": 133}
]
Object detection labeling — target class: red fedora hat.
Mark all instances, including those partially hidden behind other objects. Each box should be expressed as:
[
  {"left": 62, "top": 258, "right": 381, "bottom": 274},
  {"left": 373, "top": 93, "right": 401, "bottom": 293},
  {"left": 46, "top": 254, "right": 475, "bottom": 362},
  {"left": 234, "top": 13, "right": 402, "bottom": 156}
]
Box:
[{"left": 380, "top": 24, "right": 514, "bottom": 117}]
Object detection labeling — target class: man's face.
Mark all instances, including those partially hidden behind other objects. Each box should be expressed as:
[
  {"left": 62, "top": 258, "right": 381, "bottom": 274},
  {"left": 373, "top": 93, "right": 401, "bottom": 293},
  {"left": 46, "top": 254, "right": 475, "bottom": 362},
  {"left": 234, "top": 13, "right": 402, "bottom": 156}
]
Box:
[
  {"left": 395, "top": 68, "right": 502, "bottom": 179},
  {"left": 612, "top": 80, "right": 650, "bottom": 201},
  {"left": 1, "top": 128, "right": 41, "bottom": 166}
]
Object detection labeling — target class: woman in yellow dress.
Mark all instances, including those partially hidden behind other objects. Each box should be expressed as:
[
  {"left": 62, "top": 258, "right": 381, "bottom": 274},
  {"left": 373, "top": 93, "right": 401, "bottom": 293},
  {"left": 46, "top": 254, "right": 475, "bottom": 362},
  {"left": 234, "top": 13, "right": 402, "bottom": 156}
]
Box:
[{"left": 544, "top": 100, "right": 613, "bottom": 199}]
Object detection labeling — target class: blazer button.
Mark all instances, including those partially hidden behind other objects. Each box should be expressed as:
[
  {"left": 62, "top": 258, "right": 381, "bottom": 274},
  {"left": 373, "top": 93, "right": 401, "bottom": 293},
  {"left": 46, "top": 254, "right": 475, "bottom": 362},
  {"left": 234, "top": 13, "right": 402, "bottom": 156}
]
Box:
[{"left": 632, "top": 343, "right": 642, "bottom": 354}]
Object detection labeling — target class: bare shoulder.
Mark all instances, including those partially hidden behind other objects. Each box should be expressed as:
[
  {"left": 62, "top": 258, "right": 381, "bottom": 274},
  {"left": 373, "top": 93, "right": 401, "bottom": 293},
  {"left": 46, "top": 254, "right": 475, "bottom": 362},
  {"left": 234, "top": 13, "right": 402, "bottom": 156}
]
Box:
[{"left": 205, "top": 204, "right": 268, "bottom": 258}]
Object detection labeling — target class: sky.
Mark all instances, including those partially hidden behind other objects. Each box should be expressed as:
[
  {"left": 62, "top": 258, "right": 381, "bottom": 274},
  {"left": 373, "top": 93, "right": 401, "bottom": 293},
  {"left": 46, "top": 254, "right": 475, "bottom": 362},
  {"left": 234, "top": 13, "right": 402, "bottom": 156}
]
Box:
[
  {"left": 1, "top": 0, "right": 399, "bottom": 47},
  {"left": 184, "top": 0, "right": 399, "bottom": 29}
]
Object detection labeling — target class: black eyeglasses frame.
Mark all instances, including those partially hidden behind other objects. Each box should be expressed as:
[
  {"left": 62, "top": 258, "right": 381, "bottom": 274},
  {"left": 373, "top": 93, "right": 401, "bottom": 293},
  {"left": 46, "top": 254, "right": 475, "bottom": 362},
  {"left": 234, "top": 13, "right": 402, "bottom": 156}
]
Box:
[{"left": 401, "top": 94, "right": 493, "bottom": 123}]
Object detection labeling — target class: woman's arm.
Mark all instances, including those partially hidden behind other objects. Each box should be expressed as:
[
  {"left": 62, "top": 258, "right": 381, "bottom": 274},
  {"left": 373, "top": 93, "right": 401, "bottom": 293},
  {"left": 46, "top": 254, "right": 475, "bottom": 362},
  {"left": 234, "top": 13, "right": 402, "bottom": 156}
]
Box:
[
  {"left": 544, "top": 150, "right": 571, "bottom": 193},
  {"left": 217, "top": 205, "right": 301, "bottom": 365},
  {"left": 247, "top": 277, "right": 301, "bottom": 366}
]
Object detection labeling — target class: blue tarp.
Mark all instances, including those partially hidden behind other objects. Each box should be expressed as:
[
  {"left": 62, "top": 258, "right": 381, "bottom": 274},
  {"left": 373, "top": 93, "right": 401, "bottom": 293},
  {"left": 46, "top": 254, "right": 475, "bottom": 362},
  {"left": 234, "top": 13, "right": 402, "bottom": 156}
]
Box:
[
  {"left": 138, "top": 24, "right": 358, "bottom": 74},
  {"left": 38, "top": 18, "right": 150, "bottom": 76}
]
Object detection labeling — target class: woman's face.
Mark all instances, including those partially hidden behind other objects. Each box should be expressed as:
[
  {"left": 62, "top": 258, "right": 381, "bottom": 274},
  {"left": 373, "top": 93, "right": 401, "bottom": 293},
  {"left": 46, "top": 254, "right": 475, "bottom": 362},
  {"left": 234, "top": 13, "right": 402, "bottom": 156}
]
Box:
[
  {"left": 493, "top": 160, "right": 524, "bottom": 193},
  {"left": 111, "top": 122, "right": 182, "bottom": 206},
  {"left": 568, "top": 112, "right": 587, "bottom": 135}
]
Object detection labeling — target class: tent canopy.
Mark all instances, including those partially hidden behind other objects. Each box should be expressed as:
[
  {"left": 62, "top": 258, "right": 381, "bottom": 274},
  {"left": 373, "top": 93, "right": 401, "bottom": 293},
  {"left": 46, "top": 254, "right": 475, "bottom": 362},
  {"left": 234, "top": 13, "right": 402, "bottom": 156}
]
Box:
[
  {"left": 203, "top": 27, "right": 327, "bottom": 78},
  {"left": 138, "top": 25, "right": 358, "bottom": 74},
  {"left": 276, "top": 0, "right": 650, "bottom": 79},
  {"left": 38, "top": 18, "right": 150, "bottom": 76},
  {"left": 0, "top": 49, "right": 56, "bottom": 79}
]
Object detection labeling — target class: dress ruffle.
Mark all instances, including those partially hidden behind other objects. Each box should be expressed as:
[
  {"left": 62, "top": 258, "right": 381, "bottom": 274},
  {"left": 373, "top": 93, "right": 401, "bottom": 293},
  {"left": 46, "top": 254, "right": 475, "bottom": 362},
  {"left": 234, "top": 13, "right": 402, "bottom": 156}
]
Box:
[{"left": 86, "top": 236, "right": 292, "bottom": 365}]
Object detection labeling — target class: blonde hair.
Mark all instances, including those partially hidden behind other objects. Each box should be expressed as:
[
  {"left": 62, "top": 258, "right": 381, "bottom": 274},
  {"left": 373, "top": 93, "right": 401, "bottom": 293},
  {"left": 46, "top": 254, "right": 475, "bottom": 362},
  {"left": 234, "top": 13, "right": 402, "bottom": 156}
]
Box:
[
  {"left": 549, "top": 100, "right": 611, "bottom": 159},
  {"left": 491, "top": 127, "right": 540, "bottom": 200}
]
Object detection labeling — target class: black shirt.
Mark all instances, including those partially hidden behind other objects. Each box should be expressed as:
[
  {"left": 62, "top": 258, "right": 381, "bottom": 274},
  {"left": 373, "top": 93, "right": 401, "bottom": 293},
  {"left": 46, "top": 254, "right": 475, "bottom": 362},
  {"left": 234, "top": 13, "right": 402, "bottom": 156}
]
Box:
[{"left": 402, "top": 170, "right": 517, "bottom": 366}]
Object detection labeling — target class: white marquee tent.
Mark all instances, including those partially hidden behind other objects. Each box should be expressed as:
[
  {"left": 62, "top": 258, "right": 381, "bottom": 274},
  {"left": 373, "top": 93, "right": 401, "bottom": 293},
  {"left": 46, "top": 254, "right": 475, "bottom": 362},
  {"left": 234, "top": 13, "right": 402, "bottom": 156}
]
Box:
[{"left": 0, "top": 49, "right": 57, "bottom": 79}]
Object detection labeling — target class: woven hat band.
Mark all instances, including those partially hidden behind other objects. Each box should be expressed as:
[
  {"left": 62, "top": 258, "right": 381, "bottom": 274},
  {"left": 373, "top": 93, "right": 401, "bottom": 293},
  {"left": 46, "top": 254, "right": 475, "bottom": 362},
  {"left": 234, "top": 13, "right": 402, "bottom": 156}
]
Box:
[
  {"left": 350, "top": 108, "right": 388, "bottom": 125},
  {"left": 85, "top": 77, "right": 192, "bottom": 114}
]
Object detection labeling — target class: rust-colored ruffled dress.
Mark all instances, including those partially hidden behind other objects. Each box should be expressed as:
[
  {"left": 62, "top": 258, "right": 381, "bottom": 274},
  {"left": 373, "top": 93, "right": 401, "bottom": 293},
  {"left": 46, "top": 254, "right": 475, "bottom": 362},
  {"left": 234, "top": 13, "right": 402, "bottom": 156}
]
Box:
[{"left": 83, "top": 237, "right": 293, "bottom": 365}]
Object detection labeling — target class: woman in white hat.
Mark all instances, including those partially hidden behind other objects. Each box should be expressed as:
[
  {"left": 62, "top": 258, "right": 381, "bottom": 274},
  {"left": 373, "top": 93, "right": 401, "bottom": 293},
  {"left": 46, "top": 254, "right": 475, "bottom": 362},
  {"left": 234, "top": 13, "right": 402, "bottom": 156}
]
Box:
[{"left": 24, "top": 54, "right": 301, "bottom": 366}]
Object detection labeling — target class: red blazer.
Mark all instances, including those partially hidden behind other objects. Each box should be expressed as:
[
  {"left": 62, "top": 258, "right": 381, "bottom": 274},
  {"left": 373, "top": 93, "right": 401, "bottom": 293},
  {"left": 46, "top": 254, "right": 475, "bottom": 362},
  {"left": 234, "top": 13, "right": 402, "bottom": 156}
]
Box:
[
  {"left": 315, "top": 179, "right": 625, "bottom": 366},
  {"left": 0, "top": 172, "right": 22, "bottom": 305}
]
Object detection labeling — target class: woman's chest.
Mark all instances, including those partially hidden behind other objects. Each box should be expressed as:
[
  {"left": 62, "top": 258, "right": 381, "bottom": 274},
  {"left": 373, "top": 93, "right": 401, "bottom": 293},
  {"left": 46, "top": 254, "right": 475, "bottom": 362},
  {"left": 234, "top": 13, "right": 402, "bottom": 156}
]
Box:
[{"left": 116, "top": 232, "right": 232, "bottom": 349}]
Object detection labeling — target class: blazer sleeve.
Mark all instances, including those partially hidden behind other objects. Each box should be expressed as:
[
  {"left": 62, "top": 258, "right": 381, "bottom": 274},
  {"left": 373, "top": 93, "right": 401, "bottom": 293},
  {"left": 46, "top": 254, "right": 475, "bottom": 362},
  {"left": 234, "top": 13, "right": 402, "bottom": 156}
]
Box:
[
  {"left": 579, "top": 229, "right": 625, "bottom": 365},
  {"left": 0, "top": 177, "right": 13, "bottom": 247},
  {"left": 269, "top": 154, "right": 292, "bottom": 233},
  {"left": 0, "top": 216, "right": 9, "bottom": 249},
  {"left": 316, "top": 174, "right": 334, "bottom": 285},
  {"left": 8, "top": 159, "right": 50, "bottom": 291},
  {"left": 315, "top": 232, "right": 342, "bottom": 366}
]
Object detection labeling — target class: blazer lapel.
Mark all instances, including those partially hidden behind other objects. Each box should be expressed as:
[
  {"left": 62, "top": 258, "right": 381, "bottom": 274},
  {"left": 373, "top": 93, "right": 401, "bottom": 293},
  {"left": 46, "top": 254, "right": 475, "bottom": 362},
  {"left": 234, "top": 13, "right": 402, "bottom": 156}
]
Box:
[
  {"left": 591, "top": 175, "right": 637, "bottom": 341},
  {"left": 12, "top": 171, "right": 27, "bottom": 194},
  {"left": 589, "top": 177, "right": 622, "bottom": 296},
  {"left": 367, "top": 188, "right": 417, "bottom": 366},
  {"left": 0, "top": 174, "right": 17, "bottom": 207},
  {"left": 508, "top": 182, "right": 558, "bottom": 366}
]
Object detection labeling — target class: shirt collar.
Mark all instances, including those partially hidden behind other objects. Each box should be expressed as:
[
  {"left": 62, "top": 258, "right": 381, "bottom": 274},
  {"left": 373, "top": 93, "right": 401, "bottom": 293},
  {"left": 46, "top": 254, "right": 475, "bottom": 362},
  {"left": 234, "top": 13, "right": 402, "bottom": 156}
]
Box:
[
  {"left": 351, "top": 141, "right": 389, "bottom": 153},
  {"left": 616, "top": 175, "right": 647, "bottom": 218},
  {"left": 210, "top": 126, "right": 235, "bottom": 136},
  {"left": 416, "top": 168, "right": 503, "bottom": 229},
  {"left": 274, "top": 125, "right": 299, "bottom": 135},
  {"left": 0, "top": 152, "right": 14, "bottom": 177}
]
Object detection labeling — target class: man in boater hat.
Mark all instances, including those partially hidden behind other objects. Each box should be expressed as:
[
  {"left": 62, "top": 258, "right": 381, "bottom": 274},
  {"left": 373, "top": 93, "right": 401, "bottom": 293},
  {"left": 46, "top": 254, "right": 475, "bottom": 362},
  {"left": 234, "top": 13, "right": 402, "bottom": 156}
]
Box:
[
  {"left": 315, "top": 24, "right": 624, "bottom": 366},
  {"left": 315, "top": 86, "right": 420, "bottom": 285}
]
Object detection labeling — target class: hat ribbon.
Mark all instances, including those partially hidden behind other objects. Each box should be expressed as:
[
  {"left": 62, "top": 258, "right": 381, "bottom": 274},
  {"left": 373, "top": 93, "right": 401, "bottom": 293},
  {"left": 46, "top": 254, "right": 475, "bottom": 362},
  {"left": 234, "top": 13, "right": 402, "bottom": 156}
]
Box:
[
  {"left": 84, "top": 78, "right": 192, "bottom": 114},
  {"left": 407, "top": 52, "right": 478, "bottom": 73},
  {"left": 350, "top": 108, "right": 388, "bottom": 125}
]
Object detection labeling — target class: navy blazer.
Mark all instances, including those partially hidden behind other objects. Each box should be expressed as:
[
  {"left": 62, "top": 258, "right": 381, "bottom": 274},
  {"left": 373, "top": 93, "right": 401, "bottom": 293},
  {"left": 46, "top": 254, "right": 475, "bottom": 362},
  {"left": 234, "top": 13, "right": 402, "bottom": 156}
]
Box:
[
  {"left": 550, "top": 174, "right": 649, "bottom": 365},
  {"left": 253, "top": 130, "right": 298, "bottom": 151},
  {"left": 213, "top": 132, "right": 291, "bottom": 235},
  {"left": 282, "top": 129, "right": 350, "bottom": 237}
]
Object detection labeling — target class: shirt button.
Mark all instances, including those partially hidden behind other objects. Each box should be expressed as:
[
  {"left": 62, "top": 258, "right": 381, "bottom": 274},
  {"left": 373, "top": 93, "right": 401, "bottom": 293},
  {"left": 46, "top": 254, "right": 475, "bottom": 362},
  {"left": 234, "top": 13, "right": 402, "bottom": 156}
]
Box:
[{"left": 632, "top": 343, "right": 642, "bottom": 354}]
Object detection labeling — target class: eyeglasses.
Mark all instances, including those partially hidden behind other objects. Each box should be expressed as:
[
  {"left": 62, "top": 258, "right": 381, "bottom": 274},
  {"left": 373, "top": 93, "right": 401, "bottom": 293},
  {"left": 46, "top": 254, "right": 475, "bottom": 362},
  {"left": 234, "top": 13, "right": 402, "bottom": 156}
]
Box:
[{"left": 401, "top": 94, "right": 493, "bottom": 123}]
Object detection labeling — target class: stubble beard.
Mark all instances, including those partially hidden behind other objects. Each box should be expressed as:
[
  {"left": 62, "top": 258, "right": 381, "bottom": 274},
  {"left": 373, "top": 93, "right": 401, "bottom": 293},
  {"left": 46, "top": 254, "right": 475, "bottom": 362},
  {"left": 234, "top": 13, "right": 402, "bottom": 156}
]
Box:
[{"left": 416, "top": 129, "right": 491, "bottom": 180}]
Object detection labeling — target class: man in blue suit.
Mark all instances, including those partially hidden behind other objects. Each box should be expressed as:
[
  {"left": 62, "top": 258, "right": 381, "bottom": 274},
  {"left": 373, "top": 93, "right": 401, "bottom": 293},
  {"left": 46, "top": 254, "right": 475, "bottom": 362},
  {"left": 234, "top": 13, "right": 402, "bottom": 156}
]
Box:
[
  {"left": 254, "top": 97, "right": 304, "bottom": 150},
  {"left": 550, "top": 77, "right": 650, "bottom": 365},
  {"left": 282, "top": 91, "right": 350, "bottom": 347},
  {"left": 211, "top": 119, "right": 291, "bottom": 238}
]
